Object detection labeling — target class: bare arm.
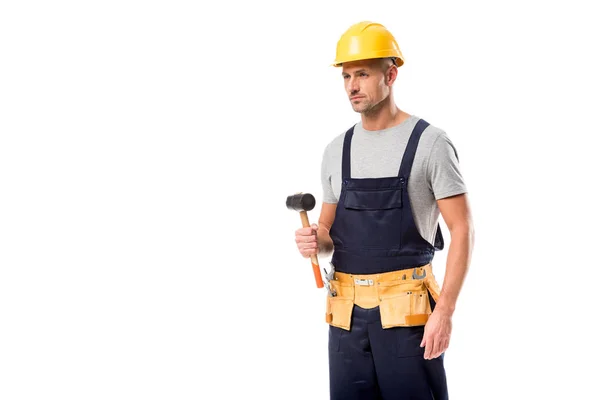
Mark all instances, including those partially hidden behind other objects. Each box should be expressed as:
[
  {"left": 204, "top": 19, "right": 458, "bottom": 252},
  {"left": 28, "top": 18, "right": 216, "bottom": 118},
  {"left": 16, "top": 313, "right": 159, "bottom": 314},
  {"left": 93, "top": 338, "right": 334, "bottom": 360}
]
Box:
[
  {"left": 435, "top": 193, "right": 475, "bottom": 315},
  {"left": 317, "top": 202, "right": 337, "bottom": 257},
  {"left": 421, "top": 192, "right": 474, "bottom": 359}
]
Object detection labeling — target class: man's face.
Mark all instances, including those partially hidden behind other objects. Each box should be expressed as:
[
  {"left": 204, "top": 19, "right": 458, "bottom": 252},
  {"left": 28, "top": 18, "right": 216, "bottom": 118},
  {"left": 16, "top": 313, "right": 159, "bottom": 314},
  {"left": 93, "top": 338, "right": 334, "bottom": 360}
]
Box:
[{"left": 342, "top": 59, "right": 394, "bottom": 114}]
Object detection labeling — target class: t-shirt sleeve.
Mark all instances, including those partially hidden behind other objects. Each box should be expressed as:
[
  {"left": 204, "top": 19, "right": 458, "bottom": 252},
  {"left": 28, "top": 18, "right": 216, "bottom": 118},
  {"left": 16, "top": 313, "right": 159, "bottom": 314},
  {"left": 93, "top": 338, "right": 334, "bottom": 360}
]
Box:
[
  {"left": 427, "top": 132, "right": 468, "bottom": 200},
  {"left": 321, "top": 143, "right": 338, "bottom": 204}
]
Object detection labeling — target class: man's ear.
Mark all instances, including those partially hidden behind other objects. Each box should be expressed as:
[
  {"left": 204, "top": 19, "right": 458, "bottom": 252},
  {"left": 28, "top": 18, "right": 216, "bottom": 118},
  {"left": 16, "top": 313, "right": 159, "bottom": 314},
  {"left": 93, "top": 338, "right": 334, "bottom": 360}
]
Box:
[{"left": 386, "top": 65, "right": 398, "bottom": 86}]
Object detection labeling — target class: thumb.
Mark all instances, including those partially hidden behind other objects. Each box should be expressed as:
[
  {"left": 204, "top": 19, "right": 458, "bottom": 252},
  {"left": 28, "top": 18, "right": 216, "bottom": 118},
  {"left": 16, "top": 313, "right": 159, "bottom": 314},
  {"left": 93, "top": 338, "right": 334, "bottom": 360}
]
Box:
[
  {"left": 420, "top": 337, "right": 426, "bottom": 347},
  {"left": 311, "top": 223, "right": 319, "bottom": 231}
]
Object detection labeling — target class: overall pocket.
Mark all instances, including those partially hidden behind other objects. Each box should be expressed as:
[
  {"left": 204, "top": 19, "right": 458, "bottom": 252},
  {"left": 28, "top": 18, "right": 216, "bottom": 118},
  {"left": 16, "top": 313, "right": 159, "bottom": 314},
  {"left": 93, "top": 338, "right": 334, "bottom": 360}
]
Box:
[
  {"left": 342, "top": 187, "right": 404, "bottom": 249},
  {"left": 325, "top": 280, "right": 355, "bottom": 331},
  {"left": 343, "top": 187, "right": 402, "bottom": 210},
  {"left": 397, "top": 325, "right": 426, "bottom": 358}
]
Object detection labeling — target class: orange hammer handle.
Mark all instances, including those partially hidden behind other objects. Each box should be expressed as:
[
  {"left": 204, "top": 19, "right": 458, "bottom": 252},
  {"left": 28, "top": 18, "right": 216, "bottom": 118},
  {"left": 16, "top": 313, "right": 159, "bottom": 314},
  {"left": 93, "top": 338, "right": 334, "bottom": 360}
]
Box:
[{"left": 299, "top": 210, "right": 323, "bottom": 288}]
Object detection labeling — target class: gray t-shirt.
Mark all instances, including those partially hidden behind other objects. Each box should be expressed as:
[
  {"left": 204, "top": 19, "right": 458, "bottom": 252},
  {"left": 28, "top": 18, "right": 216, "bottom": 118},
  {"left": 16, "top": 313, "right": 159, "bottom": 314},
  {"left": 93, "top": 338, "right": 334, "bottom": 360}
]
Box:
[{"left": 321, "top": 114, "right": 468, "bottom": 246}]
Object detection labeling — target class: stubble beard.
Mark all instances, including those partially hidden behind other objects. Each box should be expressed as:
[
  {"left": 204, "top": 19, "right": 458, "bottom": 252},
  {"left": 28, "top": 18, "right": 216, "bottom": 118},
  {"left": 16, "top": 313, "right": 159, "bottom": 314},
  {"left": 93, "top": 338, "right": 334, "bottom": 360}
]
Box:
[
  {"left": 353, "top": 99, "right": 383, "bottom": 117},
  {"left": 352, "top": 100, "right": 374, "bottom": 114}
]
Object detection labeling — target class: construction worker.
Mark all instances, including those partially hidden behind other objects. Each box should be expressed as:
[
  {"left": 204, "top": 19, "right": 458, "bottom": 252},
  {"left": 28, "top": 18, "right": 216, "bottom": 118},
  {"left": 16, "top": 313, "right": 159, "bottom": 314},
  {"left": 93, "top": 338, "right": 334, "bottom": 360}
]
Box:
[{"left": 295, "top": 21, "right": 474, "bottom": 399}]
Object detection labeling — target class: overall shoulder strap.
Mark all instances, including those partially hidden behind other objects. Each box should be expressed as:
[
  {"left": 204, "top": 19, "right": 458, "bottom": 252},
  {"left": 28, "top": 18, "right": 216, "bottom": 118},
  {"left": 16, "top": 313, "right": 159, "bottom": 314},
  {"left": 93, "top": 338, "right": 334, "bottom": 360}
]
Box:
[
  {"left": 398, "top": 118, "right": 429, "bottom": 179},
  {"left": 341, "top": 125, "right": 355, "bottom": 180}
]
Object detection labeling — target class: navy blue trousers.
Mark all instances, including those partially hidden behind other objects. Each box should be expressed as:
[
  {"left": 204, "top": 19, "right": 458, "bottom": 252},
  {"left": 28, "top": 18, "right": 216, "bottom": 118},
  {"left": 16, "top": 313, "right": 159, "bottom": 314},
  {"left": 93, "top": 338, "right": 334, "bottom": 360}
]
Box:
[{"left": 328, "top": 304, "right": 448, "bottom": 400}]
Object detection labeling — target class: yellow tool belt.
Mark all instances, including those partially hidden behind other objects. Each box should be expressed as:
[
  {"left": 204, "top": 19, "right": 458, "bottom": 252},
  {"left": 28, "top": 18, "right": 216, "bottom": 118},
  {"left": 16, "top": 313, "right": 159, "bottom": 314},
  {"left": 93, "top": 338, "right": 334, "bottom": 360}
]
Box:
[{"left": 325, "top": 263, "right": 441, "bottom": 331}]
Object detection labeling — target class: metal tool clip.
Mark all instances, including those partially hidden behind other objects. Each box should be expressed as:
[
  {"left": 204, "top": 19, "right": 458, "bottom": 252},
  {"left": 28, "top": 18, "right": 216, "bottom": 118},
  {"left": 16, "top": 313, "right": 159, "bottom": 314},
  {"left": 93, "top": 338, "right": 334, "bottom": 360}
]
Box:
[
  {"left": 323, "top": 262, "right": 337, "bottom": 297},
  {"left": 323, "top": 280, "right": 337, "bottom": 297},
  {"left": 412, "top": 267, "right": 427, "bottom": 280},
  {"left": 324, "top": 262, "right": 336, "bottom": 282}
]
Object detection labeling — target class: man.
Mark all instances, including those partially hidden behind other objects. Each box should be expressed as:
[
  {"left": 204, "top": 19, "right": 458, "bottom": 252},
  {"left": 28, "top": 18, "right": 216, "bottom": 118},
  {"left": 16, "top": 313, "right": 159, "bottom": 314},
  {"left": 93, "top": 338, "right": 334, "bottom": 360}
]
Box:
[{"left": 295, "top": 21, "right": 474, "bottom": 399}]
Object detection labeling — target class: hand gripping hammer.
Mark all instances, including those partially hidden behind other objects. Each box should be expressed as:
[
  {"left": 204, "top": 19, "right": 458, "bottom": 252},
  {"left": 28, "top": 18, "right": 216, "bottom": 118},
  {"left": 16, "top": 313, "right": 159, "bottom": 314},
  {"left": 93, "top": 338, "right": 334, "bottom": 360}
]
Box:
[{"left": 286, "top": 192, "right": 323, "bottom": 288}]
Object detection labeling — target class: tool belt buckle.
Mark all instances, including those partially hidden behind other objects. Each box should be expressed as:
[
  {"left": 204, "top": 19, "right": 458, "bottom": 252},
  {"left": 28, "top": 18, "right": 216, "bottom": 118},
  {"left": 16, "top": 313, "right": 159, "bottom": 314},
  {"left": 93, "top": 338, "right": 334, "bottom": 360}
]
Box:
[{"left": 354, "top": 278, "right": 374, "bottom": 286}]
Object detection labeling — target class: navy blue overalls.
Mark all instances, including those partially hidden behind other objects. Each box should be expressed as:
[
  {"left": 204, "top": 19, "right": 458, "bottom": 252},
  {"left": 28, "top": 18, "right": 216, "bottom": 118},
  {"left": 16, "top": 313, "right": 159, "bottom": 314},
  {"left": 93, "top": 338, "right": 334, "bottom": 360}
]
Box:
[{"left": 327, "top": 118, "right": 448, "bottom": 400}]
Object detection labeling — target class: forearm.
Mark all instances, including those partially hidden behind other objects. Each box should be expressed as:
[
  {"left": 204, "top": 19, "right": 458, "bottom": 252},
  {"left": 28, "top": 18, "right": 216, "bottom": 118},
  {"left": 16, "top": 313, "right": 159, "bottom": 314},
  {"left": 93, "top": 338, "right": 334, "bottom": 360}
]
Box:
[
  {"left": 317, "top": 227, "right": 334, "bottom": 258},
  {"left": 435, "top": 224, "right": 474, "bottom": 315}
]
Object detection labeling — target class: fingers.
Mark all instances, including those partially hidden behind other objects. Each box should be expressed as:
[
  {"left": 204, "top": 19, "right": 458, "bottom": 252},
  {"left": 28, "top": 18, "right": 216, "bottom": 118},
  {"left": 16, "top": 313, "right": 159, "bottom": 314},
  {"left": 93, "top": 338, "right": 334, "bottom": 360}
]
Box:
[
  {"left": 298, "top": 241, "right": 318, "bottom": 257},
  {"left": 295, "top": 232, "right": 317, "bottom": 245},
  {"left": 421, "top": 324, "right": 438, "bottom": 360},
  {"left": 295, "top": 225, "right": 318, "bottom": 235},
  {"left": 433, "top": 337, "right": 450, "bottom": 359},
  {"left": 423, "top": 335, "right": 434, "bottom": 360},
  {"left": 295, "top": 225, "right": 318, "bottom": 258},
  {"left": 426, "top": 335, "right": 450, "bottom": 360},
  {"left": 295, "top": 233, "right": 317, "bottom": 243},
  {"left": 420, "top": 324, "right": 431, "bottom": 359},
  {"left": 430, "top": 337, "right": 442, "bottom": 359}
]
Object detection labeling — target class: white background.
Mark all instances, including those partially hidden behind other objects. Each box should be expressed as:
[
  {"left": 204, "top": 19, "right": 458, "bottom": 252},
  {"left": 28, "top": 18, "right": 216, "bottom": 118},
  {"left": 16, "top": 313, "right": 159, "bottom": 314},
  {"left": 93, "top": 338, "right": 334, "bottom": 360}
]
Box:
[{"left": 1, "top": 1, "right": 599, "bottom": 399}]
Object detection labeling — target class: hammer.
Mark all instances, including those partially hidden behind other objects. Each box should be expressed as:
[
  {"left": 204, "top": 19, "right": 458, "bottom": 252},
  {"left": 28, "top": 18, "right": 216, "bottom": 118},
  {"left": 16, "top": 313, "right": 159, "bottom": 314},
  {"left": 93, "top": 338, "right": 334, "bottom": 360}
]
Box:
[{"left": 286, "top": 192, "right": 323, "bottom": 289}]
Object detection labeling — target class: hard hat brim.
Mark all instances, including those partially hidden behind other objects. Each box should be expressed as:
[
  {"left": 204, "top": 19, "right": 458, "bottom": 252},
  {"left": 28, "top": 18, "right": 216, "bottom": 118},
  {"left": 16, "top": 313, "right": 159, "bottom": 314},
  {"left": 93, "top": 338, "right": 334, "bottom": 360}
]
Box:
[{"left": 332, "top": 55, "right": 404, "bottom": 68}]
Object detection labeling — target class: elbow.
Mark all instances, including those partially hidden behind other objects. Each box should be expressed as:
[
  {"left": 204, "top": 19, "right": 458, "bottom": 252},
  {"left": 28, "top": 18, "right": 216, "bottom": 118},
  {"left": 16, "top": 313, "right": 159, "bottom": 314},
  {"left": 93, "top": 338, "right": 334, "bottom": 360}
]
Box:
[{"left": 449, "top": 221, "right": 475, "bottom": 247}]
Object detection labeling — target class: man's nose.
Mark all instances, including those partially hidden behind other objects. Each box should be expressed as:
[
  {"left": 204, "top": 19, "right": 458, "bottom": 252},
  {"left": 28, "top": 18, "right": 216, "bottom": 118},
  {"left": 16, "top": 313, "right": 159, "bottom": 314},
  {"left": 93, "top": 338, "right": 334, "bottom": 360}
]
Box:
[{"left": 349, "top": 78, "right": 360, "bottom": 94}]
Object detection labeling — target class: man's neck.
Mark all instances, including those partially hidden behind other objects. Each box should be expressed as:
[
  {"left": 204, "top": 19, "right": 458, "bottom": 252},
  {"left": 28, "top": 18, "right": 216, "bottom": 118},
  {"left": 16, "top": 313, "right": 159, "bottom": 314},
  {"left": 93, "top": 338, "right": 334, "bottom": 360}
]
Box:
[{"left": 361, "top": 98, "right": 410, "bottom": 131}]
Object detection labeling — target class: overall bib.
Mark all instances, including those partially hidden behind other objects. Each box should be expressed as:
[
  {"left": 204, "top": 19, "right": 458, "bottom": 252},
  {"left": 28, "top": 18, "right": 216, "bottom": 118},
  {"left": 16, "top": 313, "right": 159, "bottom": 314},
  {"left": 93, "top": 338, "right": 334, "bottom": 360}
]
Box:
[{"left": 327, "top": 118, "right": 448, "bottom": 400}]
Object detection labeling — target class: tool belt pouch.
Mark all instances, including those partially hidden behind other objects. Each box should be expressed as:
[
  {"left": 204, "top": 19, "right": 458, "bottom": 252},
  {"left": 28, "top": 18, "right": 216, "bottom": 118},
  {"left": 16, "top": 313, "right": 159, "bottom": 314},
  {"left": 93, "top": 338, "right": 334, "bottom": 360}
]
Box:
[
  {"left": 378, "top": 279, "right": 433, "bottom": 328},
  {"left": 424, "top": 274, "right": 441, "bottom": 304},
  {"left": 325, "top": 280, "right": 354, "bottom": 331}
]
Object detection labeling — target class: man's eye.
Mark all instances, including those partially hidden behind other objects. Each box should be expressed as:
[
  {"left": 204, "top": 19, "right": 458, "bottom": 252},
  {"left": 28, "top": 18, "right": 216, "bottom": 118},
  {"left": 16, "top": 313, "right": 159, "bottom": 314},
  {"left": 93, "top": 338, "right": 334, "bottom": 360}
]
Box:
[{"left": 360, "top": 73, "right": 368, "bottom": 77}]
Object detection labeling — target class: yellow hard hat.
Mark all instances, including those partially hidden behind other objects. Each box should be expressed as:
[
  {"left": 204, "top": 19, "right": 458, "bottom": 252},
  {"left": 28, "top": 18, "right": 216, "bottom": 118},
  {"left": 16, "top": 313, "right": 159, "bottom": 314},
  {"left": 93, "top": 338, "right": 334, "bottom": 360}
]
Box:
[{"left": 333, "top": 21, "right": 404, "bottom": 67}]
